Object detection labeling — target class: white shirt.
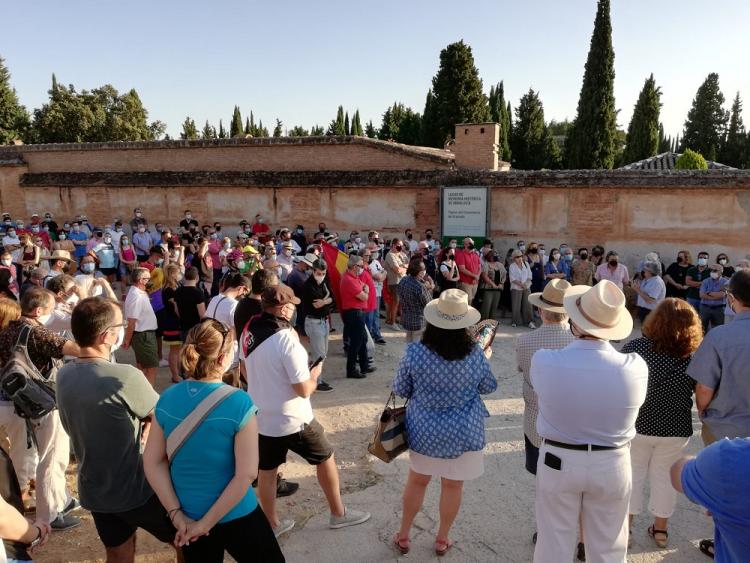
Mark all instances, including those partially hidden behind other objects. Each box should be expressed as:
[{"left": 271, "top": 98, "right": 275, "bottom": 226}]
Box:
[
  {"left": 124, "top": 286, "right": 157, "bottom": 331},
  {"left": 244, "top": 329, "right": 314, "bottom": 436},
  {"left": 206, "top": 294, "right": 240, "bottom": 367},
  {"left": 277, "top": 254, "right": 295, "bottom": 282},
  {"left": 531, "top": 339, "right": 648, "bottom": 447},
  {"left": 636, "top": 275, "right": 666, "bottom": 310},
  {"left": 75, "top": 273, "right": 104, "bottom": 297},
  {"left": 109, "top": 229, "right": 123, "bottom": 253},
  {"left": 369, "top": 259, "right": 385, "bottom": 296},
  {"left": 406, "top": 239, "right": 419, "bottom": 254},
  {"left": 509, "top": 261, "right": 532, "bottom": 288}
]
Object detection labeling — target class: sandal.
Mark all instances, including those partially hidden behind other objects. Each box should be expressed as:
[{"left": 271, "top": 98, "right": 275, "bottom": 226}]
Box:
[
  {"left": 392, "top": 533, "right": 410, "bottom": 555},
  {"left": 698, "top": 538, "right": 715, "bottom": 559},
  {"left": 435, "top": 538, "right": 454, "bottom": 556},
  {"left": 576, "top": 542, "right": 586, "bottom": 562},
  {"left": 648, "top": 525, "right": 669, "bottom": 548}
]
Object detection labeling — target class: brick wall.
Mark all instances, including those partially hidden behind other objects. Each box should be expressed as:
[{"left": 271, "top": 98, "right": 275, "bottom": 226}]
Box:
[{"left": 452, "top": 123, "right": 499, "bottom": 170}]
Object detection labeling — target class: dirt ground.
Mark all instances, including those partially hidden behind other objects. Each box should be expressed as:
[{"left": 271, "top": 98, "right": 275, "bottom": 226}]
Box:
[{"left": 30, "top": 315, "right": 711, "bottom": 563}]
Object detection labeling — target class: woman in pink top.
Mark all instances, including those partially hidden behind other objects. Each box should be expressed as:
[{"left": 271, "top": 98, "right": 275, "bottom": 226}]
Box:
[{"left": 595, "top": 251, "right": 630, "bottom": 289}]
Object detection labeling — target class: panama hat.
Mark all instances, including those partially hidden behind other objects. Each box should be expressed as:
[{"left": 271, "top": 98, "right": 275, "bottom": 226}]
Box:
[
  {"left": 528, "top": 279, "right": 571, "bottom": 313},
  {"left": 298, "top": 252, "right": 317, "bottom": 267},
  {"left": 43, "top": 249, "right": 72, "bottom": 263},
  {"left": 563, "top": 280, "right": 633, "bottom": 341},
  {"left": 423, "top": 289, "right": 481, "bottom": 330}
]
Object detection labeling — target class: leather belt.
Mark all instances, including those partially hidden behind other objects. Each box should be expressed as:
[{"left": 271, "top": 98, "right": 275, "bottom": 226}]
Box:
[{"left": 543, "top": 438, "right": 623, "bottom": 451}]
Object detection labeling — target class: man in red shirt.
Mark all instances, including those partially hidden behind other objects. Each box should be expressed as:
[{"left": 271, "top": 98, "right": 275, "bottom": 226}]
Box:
[
  {"left": 340, "top": 255, "right": 375, "bottom": 379},
  {"left": 252, "top": 213, "right": 270, "bottom": 236},
  {"left": 455, "top": 236, "right": 481, "bottom": 304}
]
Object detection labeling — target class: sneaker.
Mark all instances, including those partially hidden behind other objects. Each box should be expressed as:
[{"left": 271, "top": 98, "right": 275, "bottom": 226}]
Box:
[
  {"left": 528, "top": 322, "right": 536, "bottom": 329},
  {"left": 276, "top": 479, "right": 300, "bottom": 498},
  {"left": 273, "top": 518, "right": 295, "bottom": 538},
  {"left": 330, "top": 507, "right": 371, "bottom": 529},
  {"left": 61, "top": 497, "right": 81, "bottom": 516},
  {"left": 347, "top": 371, "right": 366, "bottom": 379},
  {"left": 316, "top": 380, "right": 334, "bottom": 392},
  {"left": 159, "top": 359, "right": 169, "bottom": 367},
  {"left": 50, "top": 514, "right": 81, "bottom": 531},
  {"left": 375, "top": 338, "right": 386, "bottom": 345},
  {"left": 363, "top": 366, "right": 377, "bottom": 374},
  {"left": 511, "top": 323, "right": 517, "bottom": 328}
]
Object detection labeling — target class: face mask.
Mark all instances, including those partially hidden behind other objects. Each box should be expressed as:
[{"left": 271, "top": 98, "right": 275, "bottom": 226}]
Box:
[
  {"left": 43, "top": 225, "right": 49, "bottom": 232},
  {"left": 539, "top": 249, "right": 545, "bottom": 255},
  {"left": 719, "top": 258, "right": 727, "bottom": 265},
  {"left": 156, "top": 258, "right": 164, "bottom": 267},
  {"left": 449, "top": 242, "right": 457, "bottom": 249},
  {"left": 81, "top": 263, "right": 95, "bottom": 274},
  {"left": 31, "top": 226, "right": 39, "bottom": 233},
  {"left": 138, "top": 227, "right": 145, "bottom": 233},
  {"left": 17, "top": 223, "right": 24, "bottom": 229},
  {"left": 185, "top": 214, "right": 192, "bottom": 220},
  {"left": 258, "top": 219, "right": 264, "bottom": 224},
  {"left": 356, "top": 266, "right": 364, "bottom": 276},
  {"left": 395, "top": 245, "right": 403, "bottom": 252},
  {"left": 136, "top": 212, "right": 142, "bottom": 218},
  {"left": 104, "top": 237, "right": 112, "bottom": 244},
  {"left": 296, "top": 228, "right": 303, "bottom": 234},
  {"left": 209, "top": 233, "right": 218, "bottom": 240},
  {"left": 564, "top": 254, "right": 573, "bottom": 262},
  {"left": 552, "top": 253, "right": 560, "bottom": 260},
  {"left": 698, "top": 258, "right": 708, "bottom": 266},
  {"left": 244, "top": 227, "right": 252, "bottom": 234},
  {"left": 609, "top": 259, "right": 618, "bottom": 267},
  {"left": 236, "top": 260, "right": 246, "bottom": 269},
  {"left": 406, "top": 233, "right": 412, "bottom": 240},
  {"left": 121, "top": 239, "right": 129, "bottom": 246},
  {"left": 425, "top": 234, "right": 432, "bottom": 240},
  {"left": 3, "top": 220, "right": 10, "bottom": 226},
  {"left": 7, "top": 231, "right": 15, "bottom": 238},
  {"left": 37, "top": 313, "right": 52, "bottom": 326},
  {"left": 580, "top": 252, "right": 588, "bottom": 260},
  {"left": 1, "top": 259, "right": 11, "bottom": 267},
  {"left": 224, "top": 242, "right": 231, "bottom": 250},
  {"left": 314, "top": 274, "right": 325, "bottom": 283},
  {"left": 466, "top": 243, "right": 474, "bottom": 250},
  {"left": 354, "top": 237, "right": 362, "bottom": 244},
  {"left": 529, "top": 248, "right": 538, "bottom": 254},
  {"left": 115, "top": 226, "right": 122, "bottom": 232},
  {"left": 111, "top": 326, "right": 125, "bottom": 353},
  {"left": 73, "top": 226, "right": 80, "bottom": 232},
  {"left": 372, "top": 252, "right": 379, "bottom": 260},
  {"left": 59, "top": 233, "right": 66, "bottom": 240},
  {"left": 64, "top": 292, "right": 80, "bottom": 305},
  {"left": 518, "top": 245, "right": 526, "bottom": 253},
  {"left": 710, "top": 271, "right": 720, "bottom": 280}
]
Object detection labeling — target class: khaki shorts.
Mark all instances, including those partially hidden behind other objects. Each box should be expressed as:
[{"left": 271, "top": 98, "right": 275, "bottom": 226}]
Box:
[{"left": 131, "top": 331, "right": 159, "bottom": 369}]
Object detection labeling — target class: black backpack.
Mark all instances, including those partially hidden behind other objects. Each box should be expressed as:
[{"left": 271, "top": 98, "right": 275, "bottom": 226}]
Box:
[{"left": 0, "top": 325, "right": 57, "bottom": 420}]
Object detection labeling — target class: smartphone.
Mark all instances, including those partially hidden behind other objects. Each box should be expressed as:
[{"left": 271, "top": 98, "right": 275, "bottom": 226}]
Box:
[
  {"left": 309, "top": 356, "right": 325, "bottom": 369},
  {"left": 484, "top": 322, "right": 500, "bottom": 350}
]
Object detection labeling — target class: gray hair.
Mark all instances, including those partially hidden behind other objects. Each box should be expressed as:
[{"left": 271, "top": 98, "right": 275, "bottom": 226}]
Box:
[
  {"left": 643, "top": 261, "right": 661, "bottom": 276},
  {"left": 131, "top": 267, "right": 150, "bottom": 284},
  {"left": 347, "top": 255, "right": 362, "bottom": 269}
]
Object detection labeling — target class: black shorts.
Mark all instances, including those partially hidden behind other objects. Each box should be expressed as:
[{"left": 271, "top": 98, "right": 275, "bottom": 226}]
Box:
[
  {"left": 100, "top": 268, "right": 117, "bottom": 276},
  {"left": 91, "top": 494, "right": 176, "bottom": 548},
  {"left": 524, "top": 434, "right": 540, "bottom": 475},
  {"left": 258, "top": 418, "right": 333, "bottom": 471}
]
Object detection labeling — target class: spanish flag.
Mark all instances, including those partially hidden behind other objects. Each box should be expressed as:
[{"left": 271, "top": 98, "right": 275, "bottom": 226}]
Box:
[{"left": 322, "top": 242, "right": 349, "bottom": 315}]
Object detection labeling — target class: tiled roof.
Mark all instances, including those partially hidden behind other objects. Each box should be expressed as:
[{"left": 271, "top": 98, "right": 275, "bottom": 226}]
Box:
[{"left": 619, "top": 152, "right": 735, "bottom": 170}]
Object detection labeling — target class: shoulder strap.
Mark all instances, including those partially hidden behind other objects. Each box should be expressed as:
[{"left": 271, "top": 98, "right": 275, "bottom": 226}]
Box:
[
  {"left": 166, "top": 385, "right": 238, "bottom": 463},
  {"left": 206, "top": 295, "right": 227, "bottom": 320}
]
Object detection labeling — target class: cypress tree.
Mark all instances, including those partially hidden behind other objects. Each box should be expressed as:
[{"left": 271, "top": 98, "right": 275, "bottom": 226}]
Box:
[
  {"left": 488, "top": 85, "right": 498, "bottom": 121},
  {"left": 497, "top": 82, "right": 511, "bottom": 161},
  {"left": 427, "top": 40, "right": 490, "bottom": 147},
  {"left": 421, "top": 89, "right": 441, "bottom": 147},
  {"left": 365, "top": 120, "right": 377, "bottom": 138},
  {"left": 244, "top": 117, "right": 251, "bottom": 135},
  {"left": 622, "top": 74, "right": 662, "bottom": 164},
  {"left": 510, "top": 89, "right": 561, "bottom": 170},
  {"left": 566, "top": 0, "right": 617, "bottom": 169},
  {"left": 180, "top": 117, "right": 199, "bottom": 140},
  {"left": 201, "top": 120, "right": 216, "bottom": 139},
  {"left": 673, "top": 135, "right": 680, "bottom": 153},
  {"left": 327, "top": 105, "right": 346, "bottom": 135},
  {"left": 351, "top": 110, "right": 363, "bottom": 136},
  {"left": 310, "top": 125, "right": 325, "bottom": 136},
  {"left": 343, "top": 111, "right": 349, "bottom": 135},
  {"left": 719, "top": 92, "right": 746, "bottom": 167},
  {"left": 506, "top": 101, "right": 513, "bottom": 141},
  {"left": 680, "top": 73, "right": 728, "bottom": 161},
  {"left": 218, "top": 119, "right": 226, "bottom": 138},
  {"left": 658, "top": 125, "right": 671, "bottom": 153},
  {"left": 0, "top": 57, "right": 30, "bottom": 143},
  {"left": 230, "top": 106, "right": 243, "bottom": 137}
]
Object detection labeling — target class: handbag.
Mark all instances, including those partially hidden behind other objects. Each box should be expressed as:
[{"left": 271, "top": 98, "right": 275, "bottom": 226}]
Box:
[{"left": 367, "top": 392, "right": 409, "bottom": 463}]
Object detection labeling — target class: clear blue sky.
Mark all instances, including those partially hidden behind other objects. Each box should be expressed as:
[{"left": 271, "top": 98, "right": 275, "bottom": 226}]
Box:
[{"left": 3, "top": 0, "right": 749, "bottom": 141}]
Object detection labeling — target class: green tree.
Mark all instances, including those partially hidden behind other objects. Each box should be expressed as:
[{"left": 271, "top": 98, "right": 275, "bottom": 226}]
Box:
[
  {"left": 719, "top": 92, "right": 746, "bottom": 167},
  {"left": 327, "top": 105, "right": 346, "bottom": 135},
  {"left": 622, "top": 74, "right": 662, "bottom": 164},
  {"left": 351, "top": 110, "right": 363, "bottom": 136},
  {"left": 244, "top": 117, "right": 251, "bottom": 135},
  {"left": 0, "top": 57, "right": 30, "bottom": 143},
  {"left": 310, "top": 124, "right": 325, "bottom": 136},
  {"left": 378, "top": 102, "right": 422, "bottom": 145},
  {"left": 680, "top": 73, "right": 728, "bottom": 160},
  {"left": 424, "top": 40, "right": 490, "bottom": 147},
  {"left": 201, "top": 120, "right": 216, "bottom": 139},
  {"left": 421, "top": 89, "right": 441, "bottom": 147},
  {"left": 675, "top": 148, "right": 708, "bottom": 170},
  {"left": 658, "top": 124, "right": 671, "bottom": 153},
  {"left": 230, "top": 106, "right": 243, "bottom": 137},
  {"left": 218, "top": 119, "right": 226, "bottom": 138},
  {"left": 273, "top": 118, "right": 283, "bottom": 137},
  {"left": 497, "top": 82, "right": 511, "bottom": 161},
  {"left": 289, "top": 125, "right": 309, "bottom": 137},
  {"left": 31, "top": 79, "right": 98, "bottom": 143},
  {"left": 180, "top": 116, "right": 199, "bottom": 140},
  {"left": 344, "top": 111, "right": 350, "bottom": 135},
  {"left": 510, "top": 89, "right": 561, "bottom": 170},
  {"left": 566, "top": 0, "right": 617, "bottom": 169},
  {"left": 365, "top": 120, "right": 377, "bottom": 138}
]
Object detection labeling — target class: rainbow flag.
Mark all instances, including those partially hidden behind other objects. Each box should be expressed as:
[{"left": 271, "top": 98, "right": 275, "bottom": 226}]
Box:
[{"left": 321, "top": 242, "right": 349, "bottom": 315}]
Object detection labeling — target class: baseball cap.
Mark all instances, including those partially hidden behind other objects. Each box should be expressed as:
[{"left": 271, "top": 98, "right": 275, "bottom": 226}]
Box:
[{"left": 262, "top": 285, "right": 301, "bottom": 306}]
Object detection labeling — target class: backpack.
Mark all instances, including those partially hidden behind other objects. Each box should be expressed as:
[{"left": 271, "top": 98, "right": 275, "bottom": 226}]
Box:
[{"left": 0, "top": 325, "right": 57, "bottom": 420}]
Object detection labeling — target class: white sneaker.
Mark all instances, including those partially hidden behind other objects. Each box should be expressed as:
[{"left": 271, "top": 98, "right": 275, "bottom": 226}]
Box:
[
  {"left": 159, "top": 359, "right": 169, "bottom": 367},
  {"left": 528, "top": 322, "right": 536, "bottom": 329},
  {"left": 273, "top": 518, "right": 295, "bottom": 538},
  {"left": 329, "top": 507, "right": 371, "bottom": 529}
]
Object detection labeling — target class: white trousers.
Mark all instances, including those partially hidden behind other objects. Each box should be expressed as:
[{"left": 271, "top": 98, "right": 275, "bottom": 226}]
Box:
[
  {"left": 0, "top": 404, "right": 70, "bottom": 523},
  {"left": 534, "top": 443, "right": 631, "bottom": 563},
  {"left": 629, "top": 434, "right": 689, "bottom": 518}
]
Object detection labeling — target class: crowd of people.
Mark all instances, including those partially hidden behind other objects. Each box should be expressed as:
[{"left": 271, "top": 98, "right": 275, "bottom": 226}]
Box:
[{"left": 0, "top": 207, "right": 748, "bottom": 562}]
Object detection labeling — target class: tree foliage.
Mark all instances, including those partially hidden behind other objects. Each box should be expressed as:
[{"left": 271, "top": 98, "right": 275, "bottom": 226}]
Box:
[
  {"left": 310, "top": 125, "right": 325, "bottom": 136},
  {"left": 566, "top": 0, "right": 617, "bottom": 169},
  {"left": 180, "top": 116, "right": 199, "bottom": 140},
  {"left": 351, "top": 110, "right": 363, "bottom": 136},
  {"left": 288, "top": 125, "right": 309, "bottom": 137},
  {"left": 680, "top": 73, "right": 728, "bottom": 161},
  {"left": 510, "top": 89, "right": 561, "bottom": 170},
  {"left": 230, "top": 106, "right": 243, "bottom": 137},
  {"left": 273, "top": 118, "right": 283, "bottom": 137},
  {"left": 488, "top": 81, "right": 511, "bottom": 161},
  {"left": 422, "top": 40, "right": 490, "bottom": 148},
  {"left": 675, "top": 148, "right": 708, "bottom": 170},
  {"left": 719, "top": 92, "right": 746, "bottom": 167},
  {"left": 327, "top": 105, "right": 346, "bottom": 135},
  {"left": 365, "top": 120, "right": 377, "bottom": 139},
  {"left": 201, "top": 120, "right": 216, "bottom": 139},
  {"left": 622, "top": 74, "right": 662, "bottom": 164},
  {"left": 378, "top": 102, "right": 422, "bottom": 145},
  {"left": 0, "top": 57, "right": 30, "bottom": 143}
]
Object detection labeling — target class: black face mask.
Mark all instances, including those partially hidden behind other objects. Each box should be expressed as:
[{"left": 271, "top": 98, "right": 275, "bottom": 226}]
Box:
[
  {"left": 609, "top": 259, "right": 618, "bottom": 266},
  {"left": 406, "top": 233, "right": 413, "bottom": 240},
  {"left": 529, "top": 248, "right": 538, "bottom": 254},
  {"left": 579, "top": 252, "right": 589, "bottom": 260},
  {"left": 466, "top": 244, "right": 474, "bottom": 250},
  {"left": 425, "top": 234, "right": 432, "bottom": 240}
]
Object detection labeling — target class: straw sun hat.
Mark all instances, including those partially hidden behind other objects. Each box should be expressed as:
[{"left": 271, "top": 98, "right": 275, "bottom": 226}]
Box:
[
  {"left": 528, "top": 279, "right": 571, "bottom": 313},
  {"left": 423, "top": 289, "right": 481, "bottom": 330},
  {"left": 563, "top": 280, "right": 633, "bottom": 341}
]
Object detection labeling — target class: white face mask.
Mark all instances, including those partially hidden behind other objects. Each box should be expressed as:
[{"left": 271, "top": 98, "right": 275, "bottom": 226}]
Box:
[
  {"left": 449, "top": 243, "right": 457, "bottom": 249},
  {"left": 65, "top": 293, "right": 79, "bottom": 306},
  {"left": 38, "top": 313, "right": 52, "bottom": 326},
  {"left": 224, "top": 242, "right": 231, "bottom": 250},
  {"left": 710, "top": 272, "right": 720, "bottom": 280},
  {"left": 284, "top": 249, "right": 292, "bottom": 256},
  {"left": 719, "top": 259, "right": 727, "bottom": 265},
  {"left": 236, "top": 260, "right": 246, "bottom": 270},
  {"left": 81, "top": 263, "right": 95, "bottom": 274},
  {"left": 314, "top": 274, "right": 325, "bottom": 284},
  {"left": 1, "top": 259, "right": 11, "bottom": 267},
  {"left": 372, "top": 252, "right": 379, "bottom": 261},
  {"left": 111, "top": 326, "right": 125, "bottom": 353},
  {"left": 698, "top": 258, "right": 708, "bottom": 266}
]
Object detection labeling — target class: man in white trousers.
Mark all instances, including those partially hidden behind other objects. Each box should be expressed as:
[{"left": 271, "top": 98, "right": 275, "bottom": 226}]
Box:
[{"left": 531, "top": 280, "right": 648, "bottom": 563}]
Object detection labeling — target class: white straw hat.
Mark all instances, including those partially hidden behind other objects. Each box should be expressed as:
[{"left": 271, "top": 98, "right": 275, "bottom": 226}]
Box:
[
  {"left": 563, "top": 280, "right": 633, "bottom": 340},
  {"left": 528, "top": 279, "right": 571, "bottom": 313},
  {"left": 423, "top": 289, "right": 481, "bottom": 330}
]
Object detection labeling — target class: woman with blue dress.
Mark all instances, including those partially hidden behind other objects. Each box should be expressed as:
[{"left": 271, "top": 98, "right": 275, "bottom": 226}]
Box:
[
  {"left": 392, "top": 289, "right": 497, "bottom": 556},
  {"left": 543, "top": 248, "right": 567, "bottom": 287}
]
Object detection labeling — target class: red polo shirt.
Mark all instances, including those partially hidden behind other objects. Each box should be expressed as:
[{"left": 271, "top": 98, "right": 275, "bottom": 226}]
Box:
[
  {"left": 340, "top": 271, "right": 367, "bottom": 310},
  {"left": 455, "top": 249, "right": 480, "bottom": 285}
]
